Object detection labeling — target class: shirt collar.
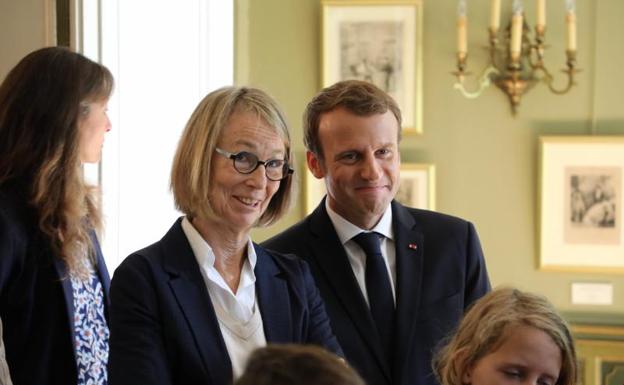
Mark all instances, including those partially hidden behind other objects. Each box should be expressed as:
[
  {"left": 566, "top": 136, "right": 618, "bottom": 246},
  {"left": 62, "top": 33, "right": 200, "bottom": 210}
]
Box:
[
  {"left": 325, "top": 199, "right": 394, "bottom": 245},
  {"left": 181, "top": 216, "right": 258, "bottom": 271}
]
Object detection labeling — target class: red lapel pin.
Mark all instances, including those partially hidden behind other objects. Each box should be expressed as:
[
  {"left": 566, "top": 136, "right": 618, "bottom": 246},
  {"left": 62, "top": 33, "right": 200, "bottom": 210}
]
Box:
[{"left": 408, "top": 243, "right": 418, "bottom": 250}]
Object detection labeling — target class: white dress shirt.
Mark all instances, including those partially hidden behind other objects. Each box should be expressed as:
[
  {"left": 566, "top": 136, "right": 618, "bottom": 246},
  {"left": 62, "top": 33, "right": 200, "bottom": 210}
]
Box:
[
  {"left": 181, "top": 217, "right": 266, "bottom": 378},
  {"left": 325, "top": 201, "right": 396, "bottom": 305}
]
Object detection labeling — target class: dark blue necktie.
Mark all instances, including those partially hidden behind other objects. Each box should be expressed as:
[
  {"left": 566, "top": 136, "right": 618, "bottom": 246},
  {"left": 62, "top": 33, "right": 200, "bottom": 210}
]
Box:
[{"left": 352, "top": 232, "right": 395, "bottom": 363}]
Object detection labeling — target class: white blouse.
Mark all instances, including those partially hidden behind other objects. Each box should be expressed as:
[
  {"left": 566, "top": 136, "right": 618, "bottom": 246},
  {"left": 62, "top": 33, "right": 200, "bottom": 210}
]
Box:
[{"left": 180, "top": 217, "right": 266, "bottom": 378}]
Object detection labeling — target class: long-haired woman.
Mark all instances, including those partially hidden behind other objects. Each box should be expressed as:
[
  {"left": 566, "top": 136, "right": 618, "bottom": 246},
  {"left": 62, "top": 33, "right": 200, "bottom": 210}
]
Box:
[{"left": 0, "top": 46, "right": 114, "bottom": 385}]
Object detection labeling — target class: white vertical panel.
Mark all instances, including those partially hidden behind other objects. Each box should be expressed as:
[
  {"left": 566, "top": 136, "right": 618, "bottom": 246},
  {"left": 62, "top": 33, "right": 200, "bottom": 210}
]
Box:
[
  {"left": 80, "top": 0, "right": 99, "bottom": 59},
  {"left": 205, "top": 0, "right": 234, "bottom": 91},
  {"left": 80, "top": 0, "right": 100, "bottom": 186},
  {"left": 80, "top": 0, "right": 233, "bottom": 272},
  {"left": 98, "top": 0, "right": 121, "bottom": 270}
]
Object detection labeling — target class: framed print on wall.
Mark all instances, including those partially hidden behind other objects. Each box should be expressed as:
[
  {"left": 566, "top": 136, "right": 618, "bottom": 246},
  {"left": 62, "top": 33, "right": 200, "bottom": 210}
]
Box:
[
  {"left": 321, "top": 0, "right": 423, "bottom": 134},
  {"left": 539, "top": 136, "right": 624, "bottom": 273},
  {"left": 304, "top": 163, "right": 435, "bottom": 215},
  {"left": 395, "top": 163, "right": 435, "bottom": 210}
]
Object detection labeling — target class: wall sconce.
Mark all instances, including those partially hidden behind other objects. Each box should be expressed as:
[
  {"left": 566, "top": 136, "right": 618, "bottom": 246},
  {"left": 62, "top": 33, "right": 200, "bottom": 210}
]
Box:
[{"left": 452, "top": 0, "right": 579, "bottom": 115}]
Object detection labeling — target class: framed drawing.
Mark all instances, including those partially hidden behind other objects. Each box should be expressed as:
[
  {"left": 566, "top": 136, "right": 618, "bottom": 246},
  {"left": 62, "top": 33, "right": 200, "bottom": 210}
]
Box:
[
  {"left": 304, "top": 163, "right": 434, "bottom": 215},
  {"left": 321, "top": 0, "right": 423, "bottom": 134},
  {"left": 539, "top": 136, "right": 624, "bottom": 273},
  {"left": 395, "top": 163, "right": 435, "bottom": 210}
]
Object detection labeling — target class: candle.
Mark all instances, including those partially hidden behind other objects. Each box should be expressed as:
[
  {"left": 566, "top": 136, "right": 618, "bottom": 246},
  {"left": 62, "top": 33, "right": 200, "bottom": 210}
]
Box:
[
  {"left": 457, "top": 16, "right": 468, "bottom": 56},
  {"left": 490, "top": 0, "right": 501, "bottom": 33},
  {"left": 536, "top": 0, "right": 546, "bottom": 31},
  {"left": 457, "top": 0, "right": 468, "bottom": 56},
  {"left": 565, "top": 0, "right": 576, "bottom": 51},
  {"left": 566, "top": 11, "right": 576, "bottom": 51},
  {"left": 510, "top": 0, "right": 524, "bottom": 60},
  {"left": 510, "top": 14, "right": 523, "bottom": 60}
]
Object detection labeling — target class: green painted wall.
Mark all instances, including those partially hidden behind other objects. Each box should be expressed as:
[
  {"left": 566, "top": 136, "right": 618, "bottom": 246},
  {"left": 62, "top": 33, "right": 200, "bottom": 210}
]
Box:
[
  {"left": 238, "top": 0, "right": 624, "bottom": 316},
  {"left": 0, "top": 0, "right": 49, "bottom": 78}
]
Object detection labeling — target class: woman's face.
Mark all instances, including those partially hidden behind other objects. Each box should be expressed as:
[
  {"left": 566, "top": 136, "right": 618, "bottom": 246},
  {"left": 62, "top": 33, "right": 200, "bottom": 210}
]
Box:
[
  {"left": 79, "top": 99, "right": 111, "bottom": 163},
  {"left": 208, "top": 110, "right": 285, "bottom": 233},
  {"left": 463, "top": 325, "right": 562, "bottom": 385}
]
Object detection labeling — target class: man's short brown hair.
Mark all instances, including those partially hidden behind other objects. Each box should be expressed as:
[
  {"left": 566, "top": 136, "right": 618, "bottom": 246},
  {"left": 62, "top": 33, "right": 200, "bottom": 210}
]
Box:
[{"left": 303, "top": 80, "right": 402, "bottom": 159}]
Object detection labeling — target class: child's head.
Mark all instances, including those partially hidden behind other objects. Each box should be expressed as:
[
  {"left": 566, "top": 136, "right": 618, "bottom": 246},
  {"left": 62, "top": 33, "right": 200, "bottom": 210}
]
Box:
[
  {"left": 433, "top": 287, "right": 577, "bottom": 385},
  {"left": 234, "top": 344, "right": 365, "bottom": 385}
]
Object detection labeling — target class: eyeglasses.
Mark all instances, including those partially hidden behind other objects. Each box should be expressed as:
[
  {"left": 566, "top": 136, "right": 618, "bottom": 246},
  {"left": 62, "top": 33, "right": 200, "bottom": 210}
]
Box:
[{"left": 215, "top": 148, "right": 294, "bottom": 181}]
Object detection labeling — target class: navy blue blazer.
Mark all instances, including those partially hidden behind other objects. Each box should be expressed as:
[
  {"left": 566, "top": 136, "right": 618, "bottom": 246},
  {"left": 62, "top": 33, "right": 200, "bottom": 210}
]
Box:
[
  {"left": 0, "top": 184, "right": 110, "bottom": 385},
  {"left": 108, "top": 218, "right": 342, "bottom": 385},
  {"left": 262, "top": 200, "right": 491, "bottom": 385}
]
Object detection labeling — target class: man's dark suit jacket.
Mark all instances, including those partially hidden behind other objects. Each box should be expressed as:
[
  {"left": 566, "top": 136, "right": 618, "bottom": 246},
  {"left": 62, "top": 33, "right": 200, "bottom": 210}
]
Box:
[
  {"left": 262, "top": 200, "right": 490, "bottom": 385},
  {"left": 108, "top": 218, "right": 342, "bottom": 385},
  {"left": 0, "top": 184, "right": 110, "bottom": 385}
]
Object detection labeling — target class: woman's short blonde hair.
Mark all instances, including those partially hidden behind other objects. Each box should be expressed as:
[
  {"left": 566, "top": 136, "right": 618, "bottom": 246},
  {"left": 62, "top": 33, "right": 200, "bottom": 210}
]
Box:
[
  {"left": 433, "top": 287, "right": 577, "bottom": 385},
  {"left": 171, "top": 86, "right": 293, "bottom": 227}
]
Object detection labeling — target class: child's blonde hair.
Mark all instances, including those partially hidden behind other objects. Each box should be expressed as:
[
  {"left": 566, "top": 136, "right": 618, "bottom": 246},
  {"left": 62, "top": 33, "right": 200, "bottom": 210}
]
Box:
[{"left": 433, "top": 287, "right": 577, "bottom": 385}]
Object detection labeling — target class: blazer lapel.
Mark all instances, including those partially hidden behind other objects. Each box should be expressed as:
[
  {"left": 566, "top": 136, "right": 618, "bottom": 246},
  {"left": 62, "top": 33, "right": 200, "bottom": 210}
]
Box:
[
  {"left": 91, "top": 232, "right": 111, "bottom": 306},
  {"left": 162, "top": 219, "right": 232, "bottom": 385},
  {"left": 308, "top": 202, "right": 392, "bottom": 380},
  {"left": 391, "top": 201, "right": 425, "bottom": 380},
  {"left": 254, "top": 246, "right": 292, "bottom": 343},
  {"left": 53, "top": 258, "right": 77, "bottom": 366},
  {"left": 54, "top": 231, "right": 111, "bottom": 367}
]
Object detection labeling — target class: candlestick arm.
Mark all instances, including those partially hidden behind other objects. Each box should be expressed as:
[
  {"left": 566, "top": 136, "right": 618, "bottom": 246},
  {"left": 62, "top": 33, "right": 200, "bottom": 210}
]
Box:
[{"left": 453, "top": 65, "right": 500, "bottom": 99}]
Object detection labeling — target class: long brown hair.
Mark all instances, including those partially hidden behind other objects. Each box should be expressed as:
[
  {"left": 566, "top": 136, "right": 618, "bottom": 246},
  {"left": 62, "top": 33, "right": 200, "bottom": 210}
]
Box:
[{"left": 0, "top": 47, "right": 113, "bottom": 276}]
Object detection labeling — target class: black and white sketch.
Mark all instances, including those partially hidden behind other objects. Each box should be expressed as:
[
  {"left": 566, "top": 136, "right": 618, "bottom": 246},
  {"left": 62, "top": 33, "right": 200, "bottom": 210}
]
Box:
[
  {"left": 568, "top": 173, "right": 616, "bottom": 227},
  {"left": 539, "top": 137, "right": 624, "bottom": 271},
  {"left": 395, "top": 175, "right": 416, "bottom": 207},
  {"left": 564, "top": 166, "right": 621, "bottom": 245},
  {"left": 339, "top": 21, "right": 402, "bottom": 94},
  {"left": 322, "top": 2, "right": 422, "bottom": 132},
  {"left": 396, "top": 164, "right": 434, "bottom": 210}
]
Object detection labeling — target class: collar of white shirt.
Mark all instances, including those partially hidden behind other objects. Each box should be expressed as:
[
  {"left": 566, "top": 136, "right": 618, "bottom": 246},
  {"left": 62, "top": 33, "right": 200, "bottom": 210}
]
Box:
[
  {"left": 180, "top": 216, "right": 258, "bottom": 322},
  {"left": 325, "top": 199, "right": 397, "bottom": 303},
  {"left": 325, "top": 199, "right": 394, "bottom": 244}
]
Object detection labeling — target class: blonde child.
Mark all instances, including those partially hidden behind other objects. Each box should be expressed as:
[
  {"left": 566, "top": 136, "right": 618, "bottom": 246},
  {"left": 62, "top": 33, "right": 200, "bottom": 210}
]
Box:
[{"left": 434, "top": 287, "right": 577, "bottom": 385}]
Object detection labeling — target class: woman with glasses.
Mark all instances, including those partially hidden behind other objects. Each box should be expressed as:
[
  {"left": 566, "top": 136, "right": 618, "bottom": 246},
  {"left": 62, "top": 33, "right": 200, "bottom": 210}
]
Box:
[{"left": 108, "top": 87, "right": 342, "bottom": 385}]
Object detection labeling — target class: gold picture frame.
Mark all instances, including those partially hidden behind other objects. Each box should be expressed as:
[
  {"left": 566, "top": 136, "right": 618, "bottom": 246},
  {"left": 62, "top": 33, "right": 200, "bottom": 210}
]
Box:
[
  {"left": 539, "top": 136, "right": 624, "bottom": 273},
  {"left": 304, "top": 163, "right": 435, "bottom": 215},
  {"left": 321, "top": 0, "right": 423, "bottom": 134},
  {"left": 395, "top": 163, "right": 435, "bottom": 210},
  {"left": 576, "top": 341, "right": 624, "bottom": 385}
]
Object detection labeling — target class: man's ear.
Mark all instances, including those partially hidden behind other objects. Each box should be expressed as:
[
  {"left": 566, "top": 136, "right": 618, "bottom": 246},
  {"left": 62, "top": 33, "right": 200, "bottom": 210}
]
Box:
[{"left": 306, "top": 151, "right": 325, "bottom": 179}]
